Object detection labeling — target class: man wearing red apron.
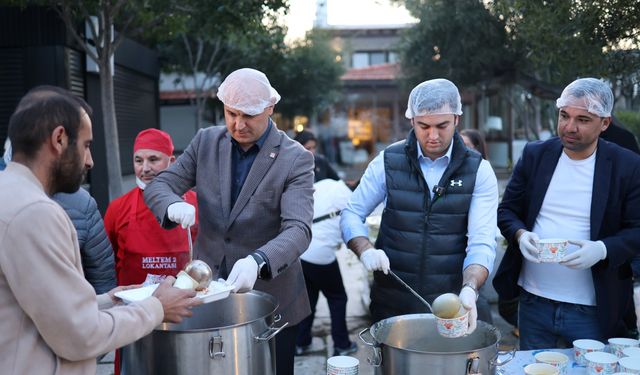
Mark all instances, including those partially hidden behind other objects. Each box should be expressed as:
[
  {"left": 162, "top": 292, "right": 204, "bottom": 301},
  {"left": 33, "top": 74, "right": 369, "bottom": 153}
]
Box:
[{"left": 105, "top": 128, "right": 198, "bottom": 286}]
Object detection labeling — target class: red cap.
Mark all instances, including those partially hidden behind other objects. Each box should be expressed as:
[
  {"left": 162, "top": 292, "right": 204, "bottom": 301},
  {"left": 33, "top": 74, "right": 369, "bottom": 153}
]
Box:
[{"left": 133, "top": 128, "right": 174, "bottom": 156}]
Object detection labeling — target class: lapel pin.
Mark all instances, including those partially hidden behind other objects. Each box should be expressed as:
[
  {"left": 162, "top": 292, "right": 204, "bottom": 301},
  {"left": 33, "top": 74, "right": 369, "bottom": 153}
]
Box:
[{"left": 269, "top": 152, "right": 277, "bottom": 159}]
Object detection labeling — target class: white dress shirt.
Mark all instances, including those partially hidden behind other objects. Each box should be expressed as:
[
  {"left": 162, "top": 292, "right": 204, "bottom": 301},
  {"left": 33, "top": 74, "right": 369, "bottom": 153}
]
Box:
[
  {"left": 301, "top": 179, "right": 352, "bottom": 265},
  {"left": 340, "top": 138, "right": 498, "bottom": 273}
]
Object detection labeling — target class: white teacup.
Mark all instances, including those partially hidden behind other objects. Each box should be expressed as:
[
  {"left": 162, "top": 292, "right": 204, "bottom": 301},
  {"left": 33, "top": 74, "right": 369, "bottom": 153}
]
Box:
[
  {"left": 610, "top": 338, "right": 640, "bottom": 358},
  {"left": 584, "top": 351, "right": 618, "bottom": 374},
  {"left": 619, "top": 356, "right": 640, "bottom": 374},
  {"left": 173, "top": 270, "right": 199, "bottom": 290},
  {"left": 435, "top": 310, "right": 469, "bottom": 338},
  {"left": 574, "top": 339, "right": 606, "bottom": 365},
  {"left": 537, "top": 238, "right": 568, "bottom": 262},
  {"left": 524, "top": 363, "right": 560, "bottom": 375},
  {"left": 623, "top": 347, "right": 640, "bottom": 358},
  {"left": 327, "top": 355, "right": 358, "bottom": 375},
  {"left": 535, "top": 351, "right": 569, "bottom": 375}
]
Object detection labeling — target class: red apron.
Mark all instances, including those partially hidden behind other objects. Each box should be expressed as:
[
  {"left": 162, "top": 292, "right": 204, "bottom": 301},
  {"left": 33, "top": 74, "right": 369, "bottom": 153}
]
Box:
[{"left": 117, "top": 189, "right": 191, "bottom": 286}]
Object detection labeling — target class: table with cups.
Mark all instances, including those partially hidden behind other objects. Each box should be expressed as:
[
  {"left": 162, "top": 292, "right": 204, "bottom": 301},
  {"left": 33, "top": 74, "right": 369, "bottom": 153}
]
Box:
[{"left": 501, "top": 337, "right": 640, "bottom": 374}]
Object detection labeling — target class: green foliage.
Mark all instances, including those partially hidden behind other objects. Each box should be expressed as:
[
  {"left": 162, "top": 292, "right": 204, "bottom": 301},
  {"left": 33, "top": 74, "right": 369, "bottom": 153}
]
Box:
[
  {"left": 616, "top": 111, "right": 640, "bottom": 140},
  {"left": 151, "top": 1, "right": 343, "bottom": 123},
  {"left": 492, "top": 0, "right": 640, "bottom": 86},
  {"left": 266, "top": 30, "right": 345, "bottom": 120},
  {"left": 397, "top": 0, "right": 640, "bottom": 97},
  {"left": 150, "top": 0, "right": 288, "bottom": 77},
  {"left": 399, "top": 0, "right": 515, "bottom": 88}
]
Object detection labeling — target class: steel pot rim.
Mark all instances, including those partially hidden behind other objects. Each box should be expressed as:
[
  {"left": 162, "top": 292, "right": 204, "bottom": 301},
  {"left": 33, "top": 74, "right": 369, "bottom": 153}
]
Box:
[
  {"left": 368, "top": 313, "right": 502, "bottom": 355},
  {"left": 155, "top": 290, "right": 280, "bottom": 333}
]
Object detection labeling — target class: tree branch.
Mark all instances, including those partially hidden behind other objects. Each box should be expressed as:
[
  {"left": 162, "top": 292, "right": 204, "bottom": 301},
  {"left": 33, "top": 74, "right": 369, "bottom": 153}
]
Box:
[{"left": 53, "top": 3, "right": 99, "bottom": 62}]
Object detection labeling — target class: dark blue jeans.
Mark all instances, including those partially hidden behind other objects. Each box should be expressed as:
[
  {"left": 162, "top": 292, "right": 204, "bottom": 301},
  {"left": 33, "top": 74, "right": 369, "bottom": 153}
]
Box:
[
  {"left": 519, "top": 289, "right": 603, "bottom": 350},
  {"left": 296, "top": 259, "right": 351, "bottom": 349}
]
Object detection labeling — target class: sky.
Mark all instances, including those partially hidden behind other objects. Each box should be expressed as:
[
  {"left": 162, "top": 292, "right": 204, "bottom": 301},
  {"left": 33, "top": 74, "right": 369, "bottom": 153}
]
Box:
[{"left": 283, "top": 0, "right": 417, "bottom": 42}]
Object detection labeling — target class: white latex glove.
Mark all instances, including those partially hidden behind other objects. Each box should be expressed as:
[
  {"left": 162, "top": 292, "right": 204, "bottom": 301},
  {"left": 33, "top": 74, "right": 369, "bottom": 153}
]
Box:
[
  {"left": 560, "top": 240, "right": 607, "bottom": 270},
  {"left": 518, "top": 231, "right": 540, "bottom": 263},
  {"left": 167, "top": 202, "right": 196, "bottom": 229},
  {"left": 360, "top": 248, "right": 390, "bottom": 274},
  {"left": 633, "top": 284, "right": 640, "bottom": 333},
  {"left": 459, "top": 286, "right": 478, "bottom": 335},
  {"left": 225, "top": 255, "right": 258, "bottom": 293}
]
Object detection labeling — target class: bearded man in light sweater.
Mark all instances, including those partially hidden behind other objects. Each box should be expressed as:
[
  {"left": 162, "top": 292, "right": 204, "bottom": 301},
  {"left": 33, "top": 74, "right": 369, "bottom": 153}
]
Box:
[{"left": 0, "top": 86, "right": 200, "bottom": 374}]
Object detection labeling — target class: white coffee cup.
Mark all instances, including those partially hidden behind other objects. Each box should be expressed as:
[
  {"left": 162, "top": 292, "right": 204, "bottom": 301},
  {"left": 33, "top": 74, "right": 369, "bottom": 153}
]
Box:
[
  {"left": 435, "top": 310, "right": 469, "bottom": 338},
  {"left": 623, "top": 347, "right": 640, "bottom": 358},
  {"left": 173, "top": 270, "right": 199, "bottom": 290},
  {"left": 610, "top": 338, "right": 640, "bottom": 358},
  {"left": 537, "top": 238, "right": 568, "bottom": 262},
  {"left": 619, "top": 356, "right": 640, "bottom": 374},
  {"left": 535, "top": 351, "right": 569, "bottom": 375},
  {"left": 524, "top": 363, "right": 559, "bottom": 375},
  {"left": 574, "top": 339, "right": 606, "bottom": 365},
  {"left": 327, "top": 355, "right": 358, "bottom": 375},
  {"left": 584, "top": 351, "right": 618, "bottom": 374}
]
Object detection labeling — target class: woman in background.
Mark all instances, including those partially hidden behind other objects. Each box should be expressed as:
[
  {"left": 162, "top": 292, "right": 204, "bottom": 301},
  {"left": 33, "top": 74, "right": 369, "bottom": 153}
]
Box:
[{"left": 460, "top": 129, "right": 488, "bottom": 159}]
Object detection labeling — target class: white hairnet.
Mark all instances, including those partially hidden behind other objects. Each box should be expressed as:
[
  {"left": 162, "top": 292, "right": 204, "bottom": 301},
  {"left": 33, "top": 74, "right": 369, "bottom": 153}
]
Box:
[
  {"left": 216, "top": 68, "right": 281, "bottom": 116},
  {"left": 555, "top": 78, "right": 613, "bottom": 117},
  {"left": 405, "top": 78, "right": 463, "bottom": 119}
]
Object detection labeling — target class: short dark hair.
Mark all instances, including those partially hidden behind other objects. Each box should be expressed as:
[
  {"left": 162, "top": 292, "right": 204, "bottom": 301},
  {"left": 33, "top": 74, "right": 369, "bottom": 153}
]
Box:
[
  {"left": 294, "top": 130, "right": 317, "bottom": 146},
  {"left": 8, "top": 86, "right": 92, "bottom": 159},
  {"left": 460, "top": 129, "right": 488, "bottom": 159}
]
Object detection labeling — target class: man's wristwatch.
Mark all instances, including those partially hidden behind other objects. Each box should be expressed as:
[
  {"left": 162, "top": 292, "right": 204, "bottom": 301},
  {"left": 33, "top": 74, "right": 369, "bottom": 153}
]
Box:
[
  {"left": 462, "top": 282, "right": 479, "bottom": 301},
  {"left": 250, "top": 253, "right": 267, "bottom": 279}
]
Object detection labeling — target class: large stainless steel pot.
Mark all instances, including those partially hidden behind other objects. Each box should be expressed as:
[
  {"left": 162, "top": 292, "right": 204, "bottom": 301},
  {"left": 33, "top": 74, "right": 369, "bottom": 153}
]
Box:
[
  {"left": 121, "top": 290, "right": 287, "bottom": 375},
  {"left": 359, "top": 314, "right": 514, "bottom": 375}
]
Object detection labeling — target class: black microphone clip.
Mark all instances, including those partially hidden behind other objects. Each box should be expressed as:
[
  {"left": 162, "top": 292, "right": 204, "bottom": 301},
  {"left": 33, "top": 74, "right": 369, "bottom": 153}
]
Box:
[{"left": 432, "top": 185, "right": 445, "bottom": 197}]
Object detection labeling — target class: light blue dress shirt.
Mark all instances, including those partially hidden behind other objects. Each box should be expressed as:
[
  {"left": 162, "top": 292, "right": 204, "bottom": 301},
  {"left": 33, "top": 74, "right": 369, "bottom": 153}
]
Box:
[{"left": 340, "top": 139, "right": 498, "bottom": 274}]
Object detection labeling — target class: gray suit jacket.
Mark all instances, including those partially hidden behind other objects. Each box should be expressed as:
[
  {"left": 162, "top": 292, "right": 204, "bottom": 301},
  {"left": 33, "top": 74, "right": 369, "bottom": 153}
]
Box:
[{"left": 144, "top": 124, "right": 314, "bottom": 325}]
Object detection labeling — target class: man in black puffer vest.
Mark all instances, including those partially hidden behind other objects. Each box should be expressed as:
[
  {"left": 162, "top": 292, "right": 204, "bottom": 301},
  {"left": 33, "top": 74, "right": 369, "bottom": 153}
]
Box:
[{"left": 340, "top": 79, "right": 499, "bottom": 334}]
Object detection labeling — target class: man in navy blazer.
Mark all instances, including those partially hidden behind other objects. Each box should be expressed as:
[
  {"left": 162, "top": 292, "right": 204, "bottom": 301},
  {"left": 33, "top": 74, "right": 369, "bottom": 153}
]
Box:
[{"left": 494, "top": 78, "right": 640, "bottom": 349}]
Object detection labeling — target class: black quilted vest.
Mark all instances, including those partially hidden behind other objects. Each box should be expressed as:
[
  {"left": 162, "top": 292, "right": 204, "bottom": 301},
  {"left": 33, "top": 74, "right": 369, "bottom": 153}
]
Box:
[{"left": 371, "top": 130, "right": 482, "bottom": 321}]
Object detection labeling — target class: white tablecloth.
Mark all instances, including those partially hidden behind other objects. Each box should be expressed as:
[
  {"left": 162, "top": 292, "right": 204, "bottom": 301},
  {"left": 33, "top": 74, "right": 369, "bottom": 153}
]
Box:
[{"left": 501, "top": 348, "right": 588, "bottom": 374}]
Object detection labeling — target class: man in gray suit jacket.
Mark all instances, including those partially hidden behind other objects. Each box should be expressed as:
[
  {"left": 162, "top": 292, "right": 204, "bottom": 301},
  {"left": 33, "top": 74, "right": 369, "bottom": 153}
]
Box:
[{"left": 144, "top": 68, "right": 314, "bottom": 375}]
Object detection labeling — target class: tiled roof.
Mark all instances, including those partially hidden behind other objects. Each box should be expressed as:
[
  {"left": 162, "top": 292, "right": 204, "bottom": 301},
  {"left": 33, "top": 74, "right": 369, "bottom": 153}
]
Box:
[{"left": 341, "top": 63, "right": 400, "bottom": 81}]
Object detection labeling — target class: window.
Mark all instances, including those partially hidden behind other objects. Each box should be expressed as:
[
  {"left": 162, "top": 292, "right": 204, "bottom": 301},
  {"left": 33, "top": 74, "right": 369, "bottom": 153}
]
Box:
[
  {"left": 370, "top": 52, "right": 386, "bottom": 65},
  {"left": 352, "top": 52, "right": 369, "bottom": 69},
  {"left": 351, "top": 51, "right": 397, "bottom": 68}
]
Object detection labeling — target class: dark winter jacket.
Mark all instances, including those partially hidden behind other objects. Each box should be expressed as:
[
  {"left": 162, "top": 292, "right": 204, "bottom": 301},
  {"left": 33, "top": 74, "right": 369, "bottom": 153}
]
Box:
[
  {"left": 371, "top": 131, "right": 481, "bottom": 321},
  {"left": 53, "top": 188, "right": 116, "bottom": 294}
]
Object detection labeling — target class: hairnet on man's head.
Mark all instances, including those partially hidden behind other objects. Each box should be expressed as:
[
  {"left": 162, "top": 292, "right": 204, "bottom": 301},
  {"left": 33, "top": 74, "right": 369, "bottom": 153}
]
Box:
[
  {"left": 555, "top": 78, "right": 613, "bottom": 117},
  {"left": 405, "top": 78, "right": 463, "bottom": 119},
  {"left": 217, "top": 68, "right": 281, "bottom": 116}
]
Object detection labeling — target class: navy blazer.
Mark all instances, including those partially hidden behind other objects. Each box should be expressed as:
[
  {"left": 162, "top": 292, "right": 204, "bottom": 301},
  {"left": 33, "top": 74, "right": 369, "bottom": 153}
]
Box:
[{"left": 494, "top": 137, "right": 640, "bottom": 337}]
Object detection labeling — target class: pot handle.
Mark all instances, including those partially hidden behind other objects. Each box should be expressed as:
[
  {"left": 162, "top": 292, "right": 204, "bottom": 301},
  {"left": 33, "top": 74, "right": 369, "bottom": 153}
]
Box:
[
  {"left": 358, "top": 327, "right": 376, "bottom": 347},
  {"left": 209, "top": 335, "right": 225, "bottom": 359},
  {"left": 358, "top": 327, "right": 382, "bottom": 367},
  {"left": 490, "top": 348, "right": 516, "bottom": 367},
  {"left": 466, "top": 356, "right": 480, "bottom": 375},
  {"left": 254, "top": 316, "right": 289, "bottom": 342}
]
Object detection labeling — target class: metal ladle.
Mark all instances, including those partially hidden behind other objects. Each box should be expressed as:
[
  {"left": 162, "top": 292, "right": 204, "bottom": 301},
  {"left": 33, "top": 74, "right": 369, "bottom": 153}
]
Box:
[
  {"left": 388, "top": 269, "right": 433, "bottom": 313},
  {"left": 182, "top": 225, "right": 212, "bottom": 290}
]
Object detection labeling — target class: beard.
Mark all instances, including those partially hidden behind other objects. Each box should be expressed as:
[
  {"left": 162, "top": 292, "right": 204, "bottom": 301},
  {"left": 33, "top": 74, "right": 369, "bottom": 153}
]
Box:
[{"left": 52, "top": 144, "right": 86, "bottom": 194}]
